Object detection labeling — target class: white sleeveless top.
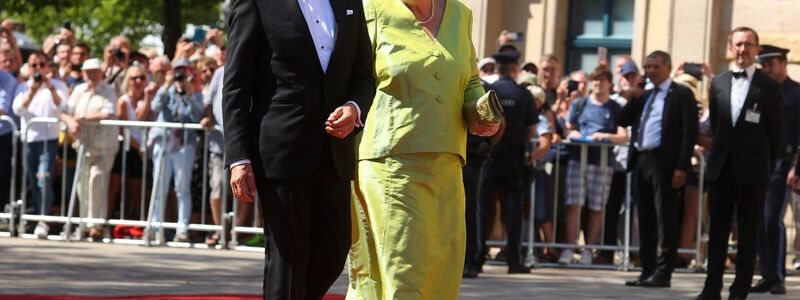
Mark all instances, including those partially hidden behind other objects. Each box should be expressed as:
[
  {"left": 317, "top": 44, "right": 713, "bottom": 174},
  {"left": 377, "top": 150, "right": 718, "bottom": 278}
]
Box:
[{"left": 121, "top": 94, "right": 143, "bottom": 146}]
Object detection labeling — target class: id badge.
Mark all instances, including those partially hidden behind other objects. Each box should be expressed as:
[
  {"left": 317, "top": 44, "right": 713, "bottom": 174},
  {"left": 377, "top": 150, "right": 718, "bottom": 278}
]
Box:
[{"left": 745, "top": 109, "right": 761, "bottom": 124}]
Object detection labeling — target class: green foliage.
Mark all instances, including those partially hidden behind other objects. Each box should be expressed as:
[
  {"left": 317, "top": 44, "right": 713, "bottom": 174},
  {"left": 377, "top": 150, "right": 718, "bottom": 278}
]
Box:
[{"left": 0, "top": 0, "right": 221, "bottom": 56}]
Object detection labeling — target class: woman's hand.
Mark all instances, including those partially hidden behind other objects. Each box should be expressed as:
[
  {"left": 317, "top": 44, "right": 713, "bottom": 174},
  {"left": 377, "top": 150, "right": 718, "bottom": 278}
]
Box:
[{"left": 470, "top": 121, "right": 500, "bottom": 137}]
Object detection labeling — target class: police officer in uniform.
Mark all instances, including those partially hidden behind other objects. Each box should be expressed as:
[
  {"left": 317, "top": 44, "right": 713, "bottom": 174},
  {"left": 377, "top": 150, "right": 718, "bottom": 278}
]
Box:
[
  {"left": 477, "top": 50, "right": 537, "bottom": 274},
  {"left": 752, "top": 44, "right": 800, "bottom": 295}
]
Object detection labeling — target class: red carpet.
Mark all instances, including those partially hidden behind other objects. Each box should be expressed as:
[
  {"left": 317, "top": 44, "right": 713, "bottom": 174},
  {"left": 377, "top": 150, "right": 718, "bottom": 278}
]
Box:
[{"left": 0, "top": 295, "right": 345, "bottom": 300}]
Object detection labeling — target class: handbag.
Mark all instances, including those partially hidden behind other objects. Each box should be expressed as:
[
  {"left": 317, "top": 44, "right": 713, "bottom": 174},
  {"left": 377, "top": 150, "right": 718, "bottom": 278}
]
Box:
[{"left": 464, "top": 90, "right": 504, "bottom": 126}]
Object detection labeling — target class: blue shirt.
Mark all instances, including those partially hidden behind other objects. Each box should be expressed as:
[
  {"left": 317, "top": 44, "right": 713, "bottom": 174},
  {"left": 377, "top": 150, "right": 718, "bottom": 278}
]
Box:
[
  {"left": 204, "top": 66, "right": 225, "bottom": 154},
  {"left": 568, "top": 97, "right": 621, "bottom": 164},
  {"left": 637, "top": 79, "right": 672, "bottom": 150},
  {"left": 149, "top": 85, "right": 204, "bottom": 148},
  {"left": 0, "top": 70, "right": 17, "bottom": 136}
]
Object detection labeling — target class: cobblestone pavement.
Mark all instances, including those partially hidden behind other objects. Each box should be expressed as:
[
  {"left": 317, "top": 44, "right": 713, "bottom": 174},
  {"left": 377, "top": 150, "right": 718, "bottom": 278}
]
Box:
[{"left": 1, "top": 237, "right": 798, "bottom": 299}]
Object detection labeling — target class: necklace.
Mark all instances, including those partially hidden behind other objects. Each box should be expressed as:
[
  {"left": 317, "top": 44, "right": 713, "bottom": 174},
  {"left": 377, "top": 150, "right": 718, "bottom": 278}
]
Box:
[{"left": 418, "top": 0, "right": 436, "bottom": 25}]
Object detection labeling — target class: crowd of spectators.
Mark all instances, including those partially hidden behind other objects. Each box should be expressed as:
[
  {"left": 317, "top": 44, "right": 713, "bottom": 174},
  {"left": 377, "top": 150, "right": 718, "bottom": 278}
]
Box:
[{"left": 0, "top": 19, "right": 258, "bottom": 246}]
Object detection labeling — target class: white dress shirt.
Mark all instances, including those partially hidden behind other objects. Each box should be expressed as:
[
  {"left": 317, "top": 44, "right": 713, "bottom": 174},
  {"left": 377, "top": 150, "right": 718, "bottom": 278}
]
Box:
[
  {"left": 298, "top": 0, "right": 336, "bottom": 72},
  {"left": 730, "top": 64, "right": 756, "bottom": 126},
  {"left": 637, "top": 78, "right": 672, "bottom": 150}
]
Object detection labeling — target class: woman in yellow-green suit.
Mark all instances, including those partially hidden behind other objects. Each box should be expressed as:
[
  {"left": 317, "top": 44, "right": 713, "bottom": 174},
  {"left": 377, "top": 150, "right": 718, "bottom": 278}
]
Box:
[{"left": 347, "top": 0, "right": 499, "bottom": 298}]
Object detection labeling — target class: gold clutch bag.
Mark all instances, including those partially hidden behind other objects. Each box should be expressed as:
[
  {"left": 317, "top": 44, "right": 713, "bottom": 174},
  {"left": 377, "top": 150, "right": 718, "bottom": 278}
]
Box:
[{"left": 464, "top": 90, "right": 504, "bottom": 126}]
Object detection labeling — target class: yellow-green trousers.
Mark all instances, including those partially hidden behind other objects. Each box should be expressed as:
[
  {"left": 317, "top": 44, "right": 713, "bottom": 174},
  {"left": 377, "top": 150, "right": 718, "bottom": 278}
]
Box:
[{"left": 347, "top": 152, "right": 465, "bottom": 300}]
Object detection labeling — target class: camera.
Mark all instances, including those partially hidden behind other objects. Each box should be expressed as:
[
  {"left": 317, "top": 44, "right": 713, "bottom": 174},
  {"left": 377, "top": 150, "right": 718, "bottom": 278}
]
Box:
[
  {"left": 174, "top": 71, "right": 186, "bottom": 82},
  {"left": 683, "top": 63, "right": 703, "bottom": 80},
  {"left": 505, "top": 31, "right": 524, "bottom": 42},
  {"left": 113, "top": 48, "right": 126, "bottom": 61},
  {"left": 33, "top": 72, "right": 43, "bottom": 83},
  {"left": 71, "top": 64, "right": 82, "bottom": 72},
  {"left": 567, "top": 80, "right": 579, "bottom": 94}
]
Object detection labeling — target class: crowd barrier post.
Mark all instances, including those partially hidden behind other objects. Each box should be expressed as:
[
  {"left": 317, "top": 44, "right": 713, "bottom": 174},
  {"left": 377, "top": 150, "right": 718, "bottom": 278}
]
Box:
[
  {"left": 622, "top": 171, "right": 633, "bottom": 271},
  {"left": 694, "top": 149, "right": 706, "bottom": 272},
  {"left": 0, "top": 115, "right": 19, "bottom": 237}
]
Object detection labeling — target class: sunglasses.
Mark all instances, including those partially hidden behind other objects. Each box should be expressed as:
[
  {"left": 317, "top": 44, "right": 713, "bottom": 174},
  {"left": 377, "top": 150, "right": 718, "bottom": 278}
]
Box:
[
  {"left": 130, "top": 75, "right": 147, "bottom": 82},
  {"left": 31, "top": 63, "right": 47, "bottom": 68}
]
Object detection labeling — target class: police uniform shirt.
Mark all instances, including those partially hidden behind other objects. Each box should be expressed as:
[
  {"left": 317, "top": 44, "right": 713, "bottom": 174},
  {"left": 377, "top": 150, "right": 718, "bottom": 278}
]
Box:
[
  {"left": 484, "top": 76, "right": 537, "bottom": 177},
  {"left": 783, "top": 77, "right": 800, "bottom": 159}
]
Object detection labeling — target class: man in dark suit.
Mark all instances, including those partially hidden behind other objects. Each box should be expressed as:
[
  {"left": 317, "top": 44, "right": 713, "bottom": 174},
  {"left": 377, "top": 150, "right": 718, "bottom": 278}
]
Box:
[
  {"left": 618, "top": 51, "right": 699, "bottom": 288},
  {"left": 696, "top": 27, "right": 784, "bottom": 300},
  {"left": 752, "top": 44, "right": 799, "bottom": 296},
  {"left": 223, "top": 0, "right": 375, "bottom": 299}
]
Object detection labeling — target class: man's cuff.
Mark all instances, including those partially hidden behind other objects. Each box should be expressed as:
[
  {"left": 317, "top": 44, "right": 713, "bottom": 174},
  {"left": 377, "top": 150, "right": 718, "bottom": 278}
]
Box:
[
  {"left": 230, "top": 159, "right": 251, "bottom": 168},
  {"left": 346, "top": 101, "right": 364, "bottom": 128}
]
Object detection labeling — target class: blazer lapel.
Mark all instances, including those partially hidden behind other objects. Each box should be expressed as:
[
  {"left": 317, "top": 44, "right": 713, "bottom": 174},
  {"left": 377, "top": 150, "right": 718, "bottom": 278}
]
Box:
[
  {"left": 719, "top": 72, "right": 734, "bottom": 129},
  {"left": 661, "top": 83, "right": 674, "bottom": 130},
  {"left": 282, "top": 0, "right": 324, "bottom": 72},
  {"left": 325, "top": 0, "right": 344, "bottom": 77}
]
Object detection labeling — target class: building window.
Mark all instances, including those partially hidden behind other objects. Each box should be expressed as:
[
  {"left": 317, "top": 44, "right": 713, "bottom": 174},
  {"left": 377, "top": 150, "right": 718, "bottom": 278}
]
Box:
[{"left": 566, "top": 0, "right": 634, "bottom": 74}]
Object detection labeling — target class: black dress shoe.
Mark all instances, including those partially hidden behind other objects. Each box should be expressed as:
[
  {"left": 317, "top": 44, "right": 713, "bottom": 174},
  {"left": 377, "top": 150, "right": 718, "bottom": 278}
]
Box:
[
  {"left": 637, "top": 272, "right": 671, "bottom": 288},
  {"left": 624, "top": 273, "right": 651, "bottom": 286},
  {"left": 508, "top": 264, "right": 531, "bottom": 274},
  {"left": 462, "top": 267, "right": 479, "bottom": 279},
  {"left": 693, "top": 294, "right": 721, "bottom": 300},
  {"left": 751, "top": 278, "right": 786, "bottom": 294}
]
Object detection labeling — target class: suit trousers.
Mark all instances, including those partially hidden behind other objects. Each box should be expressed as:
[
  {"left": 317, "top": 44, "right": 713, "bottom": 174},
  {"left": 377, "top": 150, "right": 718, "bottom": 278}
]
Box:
[
  {"left": 758, "top": 159, "right": 791, "bottom": 283},
  {"left": 632, "top": 151, "right": 678, "bottom": 277},
  {"left": 702, "top": 159, "right": 766, "bottom": 298},
  {"left": 255, "top": 146, "right": 351, "bottom": 300},
  {"left": 478, "top": 173, "right": 525, "bottom": 267},
  {"left": 463, "top": 156, "right": 485, "bottom": 270}
]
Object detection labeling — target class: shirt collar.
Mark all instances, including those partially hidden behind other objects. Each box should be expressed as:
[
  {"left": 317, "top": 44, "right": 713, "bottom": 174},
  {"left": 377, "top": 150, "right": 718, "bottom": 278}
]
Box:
[
  {"left": 731, "top": 64, "right": 756, "bottom": 80},
  {"left": 657, "top": 78, "right": 672, "bottom": 92}
]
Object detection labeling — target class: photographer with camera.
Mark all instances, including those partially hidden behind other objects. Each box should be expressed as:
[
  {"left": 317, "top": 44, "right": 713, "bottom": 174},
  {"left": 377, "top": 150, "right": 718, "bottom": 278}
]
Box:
[
  {"left": 147, "top": 59, "right": 203, "bottom": 243},
  {"left": 102, "top": 36, "right": 131, "bottom": 97},
  {"left": 12, "top": 51, "right": 68, "bottom": 238}
]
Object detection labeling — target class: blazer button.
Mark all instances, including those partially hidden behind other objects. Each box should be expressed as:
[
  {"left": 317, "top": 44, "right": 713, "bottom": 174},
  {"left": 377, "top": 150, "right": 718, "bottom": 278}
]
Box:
[
  {"left": 434, "top": 72, "right": 442, "bottom": 80},
  {"left": 435, "top": 95, "right": 443, "bottom": 103}
]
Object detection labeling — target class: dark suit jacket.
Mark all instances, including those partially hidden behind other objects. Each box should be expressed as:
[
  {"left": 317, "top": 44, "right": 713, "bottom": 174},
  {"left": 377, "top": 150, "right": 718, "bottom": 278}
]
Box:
[
  {"left": 618, "top": 81, "right": 699, "bottom": 175},
  {"left": 706, "top": 69, "right": 784, "bottom": 186},
  {"left": 223, "top": 0, "right": 375, "bottom": 180}
]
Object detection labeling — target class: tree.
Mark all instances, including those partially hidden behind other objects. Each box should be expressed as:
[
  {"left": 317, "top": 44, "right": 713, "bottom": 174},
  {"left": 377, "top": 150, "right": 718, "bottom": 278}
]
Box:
[{"left": 0, "top": 0, "right": 221, "bottom": 58}]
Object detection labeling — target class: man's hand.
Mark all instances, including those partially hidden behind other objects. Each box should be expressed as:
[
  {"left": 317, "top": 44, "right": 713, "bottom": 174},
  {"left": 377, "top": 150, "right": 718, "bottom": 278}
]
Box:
[
  {"left": 672, "top": 169, "right": 687, "bottom": 189},
  {"left": 67, "top": 119, "right": 80, "bottom": 136},
  {"left": 230, "top": 163, "right": 257, "bottom": 203},
  {"left": 325, "top": 103, "right": 358, "bottom": 139},
  {"left": 199, "top": 117, "right": 213, "bottom": 128},
  {"left": 567, "top": 130, "right": 583, "bottom": 140},
  {"left": 470, "top": 121, "right": 500, "bottom": 137},
  {"left": 589, "top": 132, "right": 608, "bottom": 142}
]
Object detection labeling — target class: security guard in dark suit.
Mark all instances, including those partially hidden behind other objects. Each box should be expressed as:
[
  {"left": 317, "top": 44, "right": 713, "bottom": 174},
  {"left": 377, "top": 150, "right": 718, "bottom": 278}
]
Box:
[
  {"left": 752, "top": 44, "right": 800, "bottom": 295},
  {"left": 477, "top": 50, "right": 537, "bottom": 274},
  {"left": 463, "top": 133, "right": 491, "bottom": 278}
]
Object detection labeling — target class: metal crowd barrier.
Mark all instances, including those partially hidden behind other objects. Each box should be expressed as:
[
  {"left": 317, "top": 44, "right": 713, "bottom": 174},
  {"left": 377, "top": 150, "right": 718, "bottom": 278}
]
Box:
[
  {"left": 14, "top": 118, "right": 264, "bottom": 250},
  {"left": 0, "top": 115, "right": 18, "bottom": 237},
  {"left": 484, "top": 139, "right": 707, "bottom": 272}
]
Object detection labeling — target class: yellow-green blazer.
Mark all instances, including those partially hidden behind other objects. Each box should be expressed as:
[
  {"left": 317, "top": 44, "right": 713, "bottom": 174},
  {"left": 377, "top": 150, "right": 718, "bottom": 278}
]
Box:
[{"left": 358, "top": 0, "right": 484, "bottom": 162}]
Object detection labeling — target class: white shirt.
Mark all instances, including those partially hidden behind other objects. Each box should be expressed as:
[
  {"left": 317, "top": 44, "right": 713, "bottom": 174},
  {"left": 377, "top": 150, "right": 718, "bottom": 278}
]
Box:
[
  {"left": 67, "top": 82, "right": 119, "bottom": 155},
  {"left": 637, "top": 78, "right": 672, "bottom": 150},
  {"left": 298, "top": 0, "right": 336, "bottom": 73},
  {"left": 12, "top": 79, "right": 69, "bottom": 142},
  {"left": 730, "top": 64, "right": 756, "bottom": 126}
]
